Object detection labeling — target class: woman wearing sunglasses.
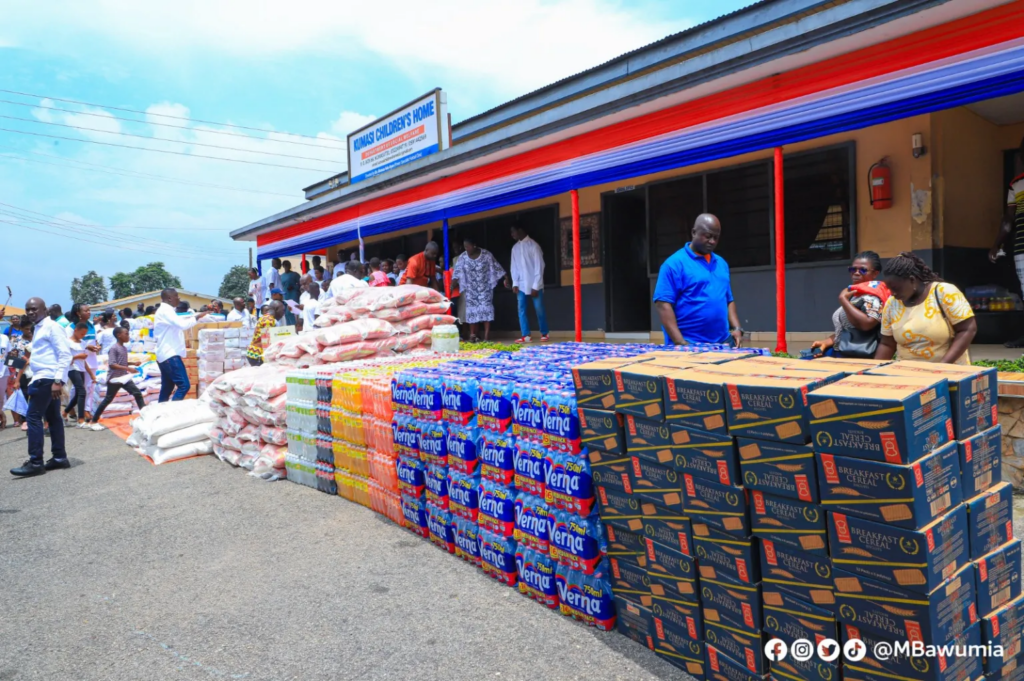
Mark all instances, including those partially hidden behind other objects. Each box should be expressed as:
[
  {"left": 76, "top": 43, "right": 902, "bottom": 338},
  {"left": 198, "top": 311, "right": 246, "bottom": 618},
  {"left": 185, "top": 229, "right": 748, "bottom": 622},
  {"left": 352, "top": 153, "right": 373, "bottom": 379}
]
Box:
[{"left": 810, "top": 251, "right": 889, "bottom": 358}]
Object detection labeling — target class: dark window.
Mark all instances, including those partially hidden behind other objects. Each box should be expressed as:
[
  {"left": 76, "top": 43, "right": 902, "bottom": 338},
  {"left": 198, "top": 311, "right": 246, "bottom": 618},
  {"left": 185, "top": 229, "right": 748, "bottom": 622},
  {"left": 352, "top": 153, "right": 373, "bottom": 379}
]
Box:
[
  {"left": 783, "top": 145, "right": 854, "bottom": 263},
  {"left": 706, "top": 162, "right": 772, "bottom": 268},
  {"left": 450, "top": 204, "right": 560, "bottom": 287},
  {"left": 647, "top": 175, "right": 703, "bottom": 274}
]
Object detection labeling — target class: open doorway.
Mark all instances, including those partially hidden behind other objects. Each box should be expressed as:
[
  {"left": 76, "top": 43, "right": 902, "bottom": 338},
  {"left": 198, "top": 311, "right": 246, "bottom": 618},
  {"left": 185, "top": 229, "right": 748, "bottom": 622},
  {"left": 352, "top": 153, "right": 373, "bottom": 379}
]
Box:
[{"left": 602, "top": 189, "right": 650, "bottom": 332}]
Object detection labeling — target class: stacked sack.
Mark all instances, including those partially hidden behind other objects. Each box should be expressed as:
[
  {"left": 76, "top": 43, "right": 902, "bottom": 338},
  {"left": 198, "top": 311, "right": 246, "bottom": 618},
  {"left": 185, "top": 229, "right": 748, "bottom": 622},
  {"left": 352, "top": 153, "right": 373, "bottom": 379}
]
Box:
[
  {"left": 206, "top": 365, "right": 291, "bottom": 480},
  {"left": 91, "top": 358, "right": 166, "bottom": 417},
  {"left": 125, "top": 399, "right": 218, "bottom": 464},
  {"left": 264, "top": 285, "right": 455, "bottom": 367}
]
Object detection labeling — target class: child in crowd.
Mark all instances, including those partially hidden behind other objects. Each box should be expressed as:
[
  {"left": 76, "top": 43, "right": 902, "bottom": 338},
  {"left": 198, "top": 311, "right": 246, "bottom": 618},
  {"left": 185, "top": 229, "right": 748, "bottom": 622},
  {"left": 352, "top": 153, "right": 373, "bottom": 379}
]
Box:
[
  {"left": 367, "top": 258, "right": 390, "bottom": 287},
  {"left": 63, "top": 322, "right": 96, "bottom": 428},
  {"left": 88, "top": 326, "right": 145, "bottom": 430}
]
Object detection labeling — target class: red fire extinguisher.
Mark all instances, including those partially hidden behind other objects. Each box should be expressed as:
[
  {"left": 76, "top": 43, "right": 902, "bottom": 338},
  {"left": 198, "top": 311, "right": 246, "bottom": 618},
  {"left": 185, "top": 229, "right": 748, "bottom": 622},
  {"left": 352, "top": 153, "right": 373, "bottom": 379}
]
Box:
[{"left": 868, "top": 158, "right": 892, "bottom": 209}]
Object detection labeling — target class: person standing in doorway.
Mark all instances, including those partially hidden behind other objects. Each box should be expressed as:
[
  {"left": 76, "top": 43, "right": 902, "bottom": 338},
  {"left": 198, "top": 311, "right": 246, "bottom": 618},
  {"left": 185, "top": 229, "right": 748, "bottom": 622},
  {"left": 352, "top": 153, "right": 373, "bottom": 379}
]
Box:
[
  {"left": 281, "top": 260, "right": 301, "bottom": 304},
  {"left": 399, "top": 243, "right": 441, "bottom": 290},
  {"left": 154, "top": 288, "right": 208, "bottom": 402},
  {"left": 10, "top": 297, "right": 72, "bottom": 477},
  {"left": 247, "top": 267, "right": 267, "bottom": 310},
  {"left": 392, "top": 255, "right": 407, "bottom": 285},
  {"left": 333, "top": 250, "right": 348, "bottom": 279},
  {"left": 88, "top": 327, "right": 145, "bottom": 429},
  {"left": 991, "top": 135, "right": 1024, "bottom": 347},
  {"left": 506, "top": 224, "right": 549, "bottom": 343},
  {"left": 654, "top": 213, "right": 743, "bottom": 347},
  {"left": 453, "top": 236, "right": 506, "bottom": 342}
]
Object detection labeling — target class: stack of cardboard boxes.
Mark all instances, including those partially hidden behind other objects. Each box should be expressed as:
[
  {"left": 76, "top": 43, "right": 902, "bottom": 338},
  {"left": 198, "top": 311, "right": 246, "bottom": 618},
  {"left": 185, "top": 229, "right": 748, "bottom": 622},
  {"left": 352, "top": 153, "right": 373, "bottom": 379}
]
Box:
[
  {"left": 578, "top": 352, "right": 1020, "bottom": 681},
  {"left": 183, "top": 321, "right": 243, "bottom": 397}
]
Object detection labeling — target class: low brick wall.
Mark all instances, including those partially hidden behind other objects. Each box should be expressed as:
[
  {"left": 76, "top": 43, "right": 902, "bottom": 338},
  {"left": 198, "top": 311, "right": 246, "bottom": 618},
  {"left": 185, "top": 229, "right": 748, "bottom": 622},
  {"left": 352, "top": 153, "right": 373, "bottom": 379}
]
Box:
[{"left": 998, "top": 395, "right": 1024, "bottom": 490}]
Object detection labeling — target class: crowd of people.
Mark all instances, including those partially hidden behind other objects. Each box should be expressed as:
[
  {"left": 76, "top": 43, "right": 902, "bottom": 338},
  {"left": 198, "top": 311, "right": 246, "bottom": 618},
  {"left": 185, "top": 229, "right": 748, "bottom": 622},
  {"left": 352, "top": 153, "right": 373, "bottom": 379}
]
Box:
[
  {"left": 654, "top": 212, "right": 979, "bottom": 365},
  {"left": 244, "top": 222, "right": 551, "bottom": 343}
]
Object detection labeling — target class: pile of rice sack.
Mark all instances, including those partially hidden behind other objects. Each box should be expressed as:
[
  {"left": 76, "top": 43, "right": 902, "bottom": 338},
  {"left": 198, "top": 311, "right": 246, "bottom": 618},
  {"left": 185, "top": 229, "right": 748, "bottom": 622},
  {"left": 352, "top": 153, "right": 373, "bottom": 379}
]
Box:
[
  {"left": 265, "top": 285, "right": 454, "bottom": 367},
  {"left": 91, "top": 359, "right": 166, "bottom": 416},
  {"left": 125, "top": 400, "right": 218, "bottom": 465}
]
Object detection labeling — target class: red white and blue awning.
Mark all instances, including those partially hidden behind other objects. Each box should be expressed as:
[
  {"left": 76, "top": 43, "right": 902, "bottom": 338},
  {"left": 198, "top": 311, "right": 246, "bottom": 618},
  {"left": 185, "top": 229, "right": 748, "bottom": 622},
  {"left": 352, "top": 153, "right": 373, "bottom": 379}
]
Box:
[{"left": 258, "top": 1, "right": 1024, "bottom": 259}]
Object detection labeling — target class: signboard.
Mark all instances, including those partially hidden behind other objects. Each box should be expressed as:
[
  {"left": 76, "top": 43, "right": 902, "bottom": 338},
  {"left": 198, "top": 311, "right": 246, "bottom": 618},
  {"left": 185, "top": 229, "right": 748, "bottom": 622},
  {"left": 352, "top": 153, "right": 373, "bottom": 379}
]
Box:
[{"left": 347, "top": 89, "right": 448, "bottom": 184}]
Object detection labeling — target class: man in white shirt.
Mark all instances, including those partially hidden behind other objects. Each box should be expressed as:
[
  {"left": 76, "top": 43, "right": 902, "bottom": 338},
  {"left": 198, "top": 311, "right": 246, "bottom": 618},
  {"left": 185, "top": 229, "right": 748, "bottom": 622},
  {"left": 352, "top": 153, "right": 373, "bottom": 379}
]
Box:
[
  {"left": 11, "top": 297, "right": 73, "bottom": 477},
  {"left": 506, "top": 224, "right": 549, "bottom": 343},
  {"left": 299, "top": 280, "right": 320, "bottom": 332},
  {"left": 266, "top": 257, "right": 283, "bottom": 294},
  {"left": 154, "top": 288, "right": 208, "bottom": 402},
  {"left": 247, "top": 268, "right": 267, "bottom": 309},
  {"left": 332, "top": 250, "right": 347, "bottom": 279},
  {"left": 328, "top": 261, "right": 369, "bottom": 297},
  {"left": 226, "top": 297, "right": 252, "bottom": 328}
]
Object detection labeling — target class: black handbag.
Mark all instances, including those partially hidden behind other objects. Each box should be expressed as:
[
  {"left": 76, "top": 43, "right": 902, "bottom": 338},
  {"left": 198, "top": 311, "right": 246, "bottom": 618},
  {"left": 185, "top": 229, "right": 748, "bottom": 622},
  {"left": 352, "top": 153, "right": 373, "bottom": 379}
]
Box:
[{"left": 834, "top": 297, "right": 880, "bottom": 359}]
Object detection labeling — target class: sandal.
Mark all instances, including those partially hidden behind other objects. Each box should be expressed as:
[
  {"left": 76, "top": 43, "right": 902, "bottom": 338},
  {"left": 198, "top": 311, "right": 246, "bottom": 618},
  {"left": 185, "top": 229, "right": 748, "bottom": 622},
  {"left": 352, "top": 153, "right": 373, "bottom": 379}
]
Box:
[{"left": 469, "top": 335, "right": 481, "bottom": 343}]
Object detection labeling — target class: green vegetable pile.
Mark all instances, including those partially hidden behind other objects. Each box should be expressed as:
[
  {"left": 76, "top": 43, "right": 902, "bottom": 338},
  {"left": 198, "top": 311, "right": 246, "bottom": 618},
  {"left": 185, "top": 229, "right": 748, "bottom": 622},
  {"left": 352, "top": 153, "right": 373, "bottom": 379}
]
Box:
[
  {"left": 972, "top": 358, "right": 1024, "bottom": 373},
  {"left": 461, "top": 341, "right": 524, "bottom": 352}
]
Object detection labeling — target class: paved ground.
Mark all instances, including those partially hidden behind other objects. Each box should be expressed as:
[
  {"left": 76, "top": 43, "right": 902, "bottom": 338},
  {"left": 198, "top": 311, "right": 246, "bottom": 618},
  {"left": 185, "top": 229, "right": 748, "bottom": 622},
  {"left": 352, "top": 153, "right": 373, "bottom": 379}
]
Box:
[{"left": 0, "top": 425, "right": 687, "bottom": 681}]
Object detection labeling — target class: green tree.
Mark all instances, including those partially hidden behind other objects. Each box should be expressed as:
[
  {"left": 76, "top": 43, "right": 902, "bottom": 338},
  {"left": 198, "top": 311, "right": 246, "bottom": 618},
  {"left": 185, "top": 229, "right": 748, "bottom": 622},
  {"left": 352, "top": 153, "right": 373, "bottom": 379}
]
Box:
[
  {"left": 218, "top": 265, "right": 250, "bottom": 299},
  {"left": 70, "top": 271, "right": 109, "bottom": 305},
  {"left": 109, "top": 262, "right": 182, "bottom": 299}
]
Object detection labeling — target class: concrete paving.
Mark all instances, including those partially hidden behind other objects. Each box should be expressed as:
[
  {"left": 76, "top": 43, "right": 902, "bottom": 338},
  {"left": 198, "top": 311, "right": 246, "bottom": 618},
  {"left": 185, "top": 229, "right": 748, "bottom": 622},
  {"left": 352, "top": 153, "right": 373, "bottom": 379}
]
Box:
[{"left": 0, "top": 425, "right": 688, "bottom": 681}]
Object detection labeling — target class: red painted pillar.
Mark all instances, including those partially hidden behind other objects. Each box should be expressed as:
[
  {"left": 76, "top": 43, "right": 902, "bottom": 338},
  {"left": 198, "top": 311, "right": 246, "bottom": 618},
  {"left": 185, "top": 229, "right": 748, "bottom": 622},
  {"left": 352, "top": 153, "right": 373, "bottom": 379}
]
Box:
[
  {"left": 571, "top": 189, "right": 582, "bottom": 342},
  {"left": 774, "top": 147, "right": 787, "bottom": 354},
  {"left": 301, "top": 254, "right": 308, "bottom": 274}
]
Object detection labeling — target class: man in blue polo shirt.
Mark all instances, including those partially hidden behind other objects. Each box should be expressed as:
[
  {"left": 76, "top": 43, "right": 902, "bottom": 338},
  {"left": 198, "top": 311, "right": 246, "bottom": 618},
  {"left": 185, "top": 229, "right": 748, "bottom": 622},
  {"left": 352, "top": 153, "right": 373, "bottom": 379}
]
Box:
[{"left": 653, "top": 213, "right": 743, "bottom": 346}]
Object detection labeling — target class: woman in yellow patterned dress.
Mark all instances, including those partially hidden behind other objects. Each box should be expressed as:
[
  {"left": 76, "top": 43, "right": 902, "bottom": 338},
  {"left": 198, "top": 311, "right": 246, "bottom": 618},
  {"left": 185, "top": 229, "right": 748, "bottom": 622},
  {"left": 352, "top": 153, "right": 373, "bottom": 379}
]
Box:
[{"left": 875, "top": 252, "right": 977, "bottom": 364}]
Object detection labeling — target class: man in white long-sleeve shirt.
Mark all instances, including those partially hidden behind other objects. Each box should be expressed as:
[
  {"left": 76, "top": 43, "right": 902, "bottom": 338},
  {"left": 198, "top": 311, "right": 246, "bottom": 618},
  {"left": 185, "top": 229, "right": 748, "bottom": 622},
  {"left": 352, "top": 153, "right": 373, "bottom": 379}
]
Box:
[
  {"left": 10, "top": 297, "right": 73, "bottom": 477},
  {"left": 506, "top": 224, "right": 549, "bottom": 343},
  {"left": 154, "top": 288, "right": 209, "bottom": 402}
]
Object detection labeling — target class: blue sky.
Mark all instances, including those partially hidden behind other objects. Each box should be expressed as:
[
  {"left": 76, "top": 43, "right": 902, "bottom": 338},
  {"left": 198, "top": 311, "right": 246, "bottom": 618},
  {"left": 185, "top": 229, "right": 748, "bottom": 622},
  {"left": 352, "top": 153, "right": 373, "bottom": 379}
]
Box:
[{"left": 0, "top": 0, "right": 753, "bottom": 310}]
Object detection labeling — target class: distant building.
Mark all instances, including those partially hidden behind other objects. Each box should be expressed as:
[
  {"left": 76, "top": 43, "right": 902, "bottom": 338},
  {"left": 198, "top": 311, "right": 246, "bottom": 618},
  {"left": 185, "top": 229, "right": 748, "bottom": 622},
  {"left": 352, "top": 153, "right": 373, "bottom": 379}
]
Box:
[{"left": 93, "top": 290, "right": 226, "bottom": 314}]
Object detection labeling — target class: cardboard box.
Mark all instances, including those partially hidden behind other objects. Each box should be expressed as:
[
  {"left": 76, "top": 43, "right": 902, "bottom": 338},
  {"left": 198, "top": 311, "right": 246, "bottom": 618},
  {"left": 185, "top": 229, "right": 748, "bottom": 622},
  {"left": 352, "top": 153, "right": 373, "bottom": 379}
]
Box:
[
  {"left": 595, "top": 484, "right": 643, "bottom": 533},
  {"left": 700, "top": 570, "right": 763, "bottom": 635},
  {"left": 721, "top": 372, "right": 835, "bottom": 444},
  {"left": 705, "top": 643, "right": 768, "bottom": 681},
  {"left": 613, "top": 362, "right": 677, "bottom": 419},
  {"left": 762, "top": 585, "right": 838, "bottom": 644},
  {"left": 682, "top": 473, "right": 750, "bottom": 539},
  {"left": 749, "top": 490, "right": 828, "bottom": 556},
  {"left": 625, "top": 416, "right": 739, "bottom": 485},
  {"left": 808, "top": 375, "right": 952, "bottom": 464},
  {"left": 967, "top": 481, "right": 1014, "bottom": 559},
  {"left": 609, "top": 555, "right": 651, "bottom": 604},
  {"left": 827, "top": 504, "right": 969, "bottom": 594},
  {"left": 644, "top": 534, "right": 698, "bottom": 583},
  {"left": 604, "top": 523, "right": 646, "bottom": 561},
  {"left": 677, "top": 351, "right": 758, "bottom": 364},
  {"left": 737, "top": 437, "right": 818, "bottom": 502},
  {"left": 958, "top": 425, "right": 1002, "bottom": 499},
  {"left": 759, "top": 538, "right": 835, "bottom": 607},
  {"left": 983, "top": 593, "right": 1024, "bottom": 676},
  {"left": 841, "top": 621, "right": 984, "bottom": 681},
  {"left": 647, "top": 570, "right": 700, "bottom": 606},
  {"left": 571, "top": 359, "right": 636, "bottom": 409},
  {"left": 588, "top": 449, "right": 631, "bottom": 492},
  {"left": 641, "top": 503, "right": 693, "bottom": 557},
  {"left": 765, "top": 629, "right": 838, "bottom": 681},
  {"left": 661, "top": 369, "right": 730, "bottom": 434},
  {"left": 652, "top": 638, "right": 706, "bottom": 680},
  {"left": 650, "top": 596, "right": 704, "bottom": 642},
  {"left": 832, "top": 562, "right": 977, "bottom": 645},
  {"left": 977, "top": 539, "right": 1023, "bottom": 618},
  {"left": 868, "top": 360, "right": 997, "bottom": 439},
  {"left": 579, "top": 408, "right": 625, "bottom": 454},
  {"left": 628, "top": 456, "right": 684, "bottom": 509},
  {"left": 816, "top": 441, "right": 962, "bottom": 530},
  {"left": 614, "top": 594, "right": 654, "bottom": 648},
  {"left": 694, "top": 529, "right": 760, "bottom": 585},
  {"left": 704, "top": 620, "right": 767, "bottom": 676}
]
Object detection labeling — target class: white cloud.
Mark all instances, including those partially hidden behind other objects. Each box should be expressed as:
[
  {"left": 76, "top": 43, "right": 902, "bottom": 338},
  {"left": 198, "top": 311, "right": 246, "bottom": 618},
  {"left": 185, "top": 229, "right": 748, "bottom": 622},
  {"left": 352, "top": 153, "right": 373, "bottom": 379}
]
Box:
[
  {"left": 331, "top": 111, "right": 377, "bottom": 137},
  {"left": 0, "top": 0, "right": 677, "bottom": 95}
]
